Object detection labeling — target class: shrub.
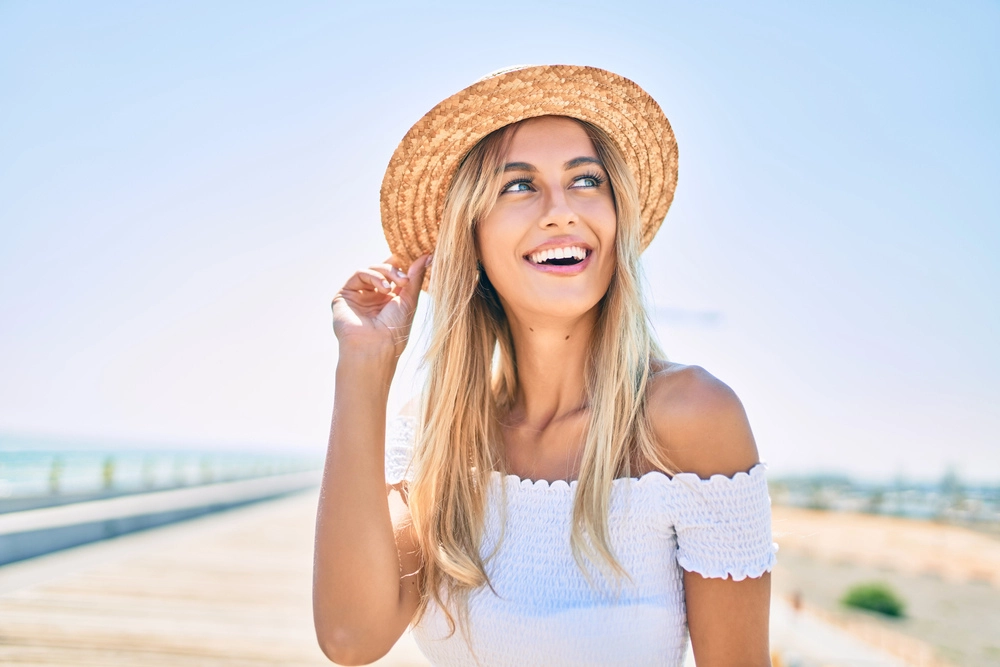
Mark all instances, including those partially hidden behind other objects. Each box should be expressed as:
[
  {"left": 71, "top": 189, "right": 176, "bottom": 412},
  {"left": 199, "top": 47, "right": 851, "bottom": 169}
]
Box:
[{"left": 840, "top": 581, "right": 906, "bottom": 617}]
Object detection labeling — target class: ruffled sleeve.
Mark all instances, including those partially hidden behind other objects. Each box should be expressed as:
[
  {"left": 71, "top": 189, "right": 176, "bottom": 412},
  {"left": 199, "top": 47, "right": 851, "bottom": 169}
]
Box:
[
  {"left": 385, "top": 415, "right": 418, "bottom": 485},
  {"left": 670, "top": 461, "right": 779, "bottom": 581}
]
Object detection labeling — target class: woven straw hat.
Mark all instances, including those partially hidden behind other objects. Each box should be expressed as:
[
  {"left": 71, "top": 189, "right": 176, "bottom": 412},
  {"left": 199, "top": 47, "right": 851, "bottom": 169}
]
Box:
[{"left": 380, "top": 64, "right": 678, "bottom": 283}]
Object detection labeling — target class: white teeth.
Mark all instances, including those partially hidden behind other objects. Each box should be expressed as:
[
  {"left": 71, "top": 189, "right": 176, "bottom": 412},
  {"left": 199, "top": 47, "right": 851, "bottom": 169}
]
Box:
[{"left": 527, "top": 246, "right": 588, "bottom": 264}]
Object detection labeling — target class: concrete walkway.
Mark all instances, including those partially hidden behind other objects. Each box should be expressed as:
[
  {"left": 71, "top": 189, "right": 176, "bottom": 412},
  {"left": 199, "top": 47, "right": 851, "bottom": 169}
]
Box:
[
  {"left": 0, "top": 471, "right": 321, "bottom": 566},
  {"left": 0, "top": 490, "right": 912, "bottom": 666}
]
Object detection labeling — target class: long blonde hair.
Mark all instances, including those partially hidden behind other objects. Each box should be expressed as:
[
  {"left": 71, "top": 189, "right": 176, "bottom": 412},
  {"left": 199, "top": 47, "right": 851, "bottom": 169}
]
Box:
[{"left": 405, "top": 116, "right": 677, "bottom": 645}]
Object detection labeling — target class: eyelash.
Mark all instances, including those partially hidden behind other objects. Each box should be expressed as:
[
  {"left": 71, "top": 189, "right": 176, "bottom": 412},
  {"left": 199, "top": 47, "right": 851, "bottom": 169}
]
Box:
[
  {"left": 575, "top": 171, "right": 607, "bottom": 188},
  {"left": 500, "top": 172, "right": 606, "bottom": 193},
  {"left": 501, "top": 177, "right": 534, "bottom": 193}
]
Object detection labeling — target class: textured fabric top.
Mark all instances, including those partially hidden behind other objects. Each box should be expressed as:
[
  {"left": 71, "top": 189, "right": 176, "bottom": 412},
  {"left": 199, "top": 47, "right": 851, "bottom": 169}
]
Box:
[{"left": 384, "top": 416, "right": 778, "bottom": 667}]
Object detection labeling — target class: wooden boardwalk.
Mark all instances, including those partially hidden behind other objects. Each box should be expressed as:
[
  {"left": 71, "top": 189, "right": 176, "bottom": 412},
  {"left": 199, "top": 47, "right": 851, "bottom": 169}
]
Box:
[
  {"left": 0, "top": 488, "right": 971, "bottom": 666},
  {"left": 0, "top": 490, "right": 429, "bottom": 666}
]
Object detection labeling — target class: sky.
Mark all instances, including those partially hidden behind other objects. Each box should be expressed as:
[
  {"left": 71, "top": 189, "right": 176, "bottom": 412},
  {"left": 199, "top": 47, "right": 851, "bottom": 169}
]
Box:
[{"left": 1, "top": 1, "right": 997, "bottom": 483}]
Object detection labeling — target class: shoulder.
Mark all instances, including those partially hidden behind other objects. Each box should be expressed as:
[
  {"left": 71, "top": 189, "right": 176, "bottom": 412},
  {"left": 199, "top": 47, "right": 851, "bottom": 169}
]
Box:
[{"left": 646, "top": 360, "right": 760, "bottom": 480}]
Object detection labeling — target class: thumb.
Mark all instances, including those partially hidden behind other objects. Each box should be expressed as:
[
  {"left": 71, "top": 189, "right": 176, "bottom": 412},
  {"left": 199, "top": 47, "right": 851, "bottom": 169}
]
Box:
[{"left": 399, "top": 253, "right": 430, "bottom": 305}]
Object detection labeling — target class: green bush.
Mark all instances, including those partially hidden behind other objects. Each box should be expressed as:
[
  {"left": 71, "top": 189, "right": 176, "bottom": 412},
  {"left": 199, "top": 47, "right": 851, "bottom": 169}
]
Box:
[{"left": 840, "top": 581, "right": 906, "bottom": 617}]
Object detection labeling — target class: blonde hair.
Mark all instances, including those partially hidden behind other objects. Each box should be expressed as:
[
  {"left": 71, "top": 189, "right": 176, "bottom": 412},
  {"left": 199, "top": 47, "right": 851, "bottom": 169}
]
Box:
[{"left": 405, "top": 116, "right": 677, "bottom": 651}]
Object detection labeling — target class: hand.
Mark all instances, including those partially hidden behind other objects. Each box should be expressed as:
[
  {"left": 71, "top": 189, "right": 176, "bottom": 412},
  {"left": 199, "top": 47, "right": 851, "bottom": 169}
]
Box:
[{"left": 331, "top": 254, "right": 430, "bottom": 361}]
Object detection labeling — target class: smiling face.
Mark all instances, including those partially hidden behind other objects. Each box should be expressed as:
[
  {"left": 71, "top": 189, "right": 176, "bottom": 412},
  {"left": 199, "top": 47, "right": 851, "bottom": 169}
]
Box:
[{"left": 475, "top": 116, "right": 618, "bottom": 321}]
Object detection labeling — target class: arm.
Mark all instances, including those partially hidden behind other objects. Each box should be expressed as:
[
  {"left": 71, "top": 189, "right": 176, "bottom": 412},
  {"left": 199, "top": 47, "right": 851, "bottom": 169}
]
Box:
[
  {"left": 683, "top": 570, "right": 771, "bottom": 667},
  {"left": 649, "top": 364, "right": 772, "bottom": 666},
  {"left": 313, "top": 255, "right": 429, "bottom": 665}
]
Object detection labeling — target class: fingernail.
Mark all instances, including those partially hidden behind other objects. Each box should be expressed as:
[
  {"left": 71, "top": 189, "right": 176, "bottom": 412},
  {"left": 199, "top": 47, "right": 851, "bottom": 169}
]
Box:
[
  {"left": 382, "top": 279, "right": 391, "bottom": 289},
  {"left": 426, "top": 254, "right": 434, "bottom": 266},
  {"left": 395, "top": 268, "right": 407, "bottom": 279}
]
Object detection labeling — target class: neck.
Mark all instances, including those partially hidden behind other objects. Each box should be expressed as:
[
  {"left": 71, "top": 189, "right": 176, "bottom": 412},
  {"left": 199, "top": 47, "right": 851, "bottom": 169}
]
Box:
[{"left": 503, "top": 306, "right": 599, "bottom": 431}]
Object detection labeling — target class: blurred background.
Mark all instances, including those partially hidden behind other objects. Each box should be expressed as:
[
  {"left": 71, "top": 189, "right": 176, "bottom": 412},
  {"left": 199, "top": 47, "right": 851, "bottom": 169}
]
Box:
[{"left": 1, "top": 1, "right": 997, "bottom": 665}]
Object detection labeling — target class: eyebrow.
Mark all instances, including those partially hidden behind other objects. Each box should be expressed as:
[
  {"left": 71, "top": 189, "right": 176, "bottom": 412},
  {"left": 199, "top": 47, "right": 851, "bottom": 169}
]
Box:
[
  {"left": 564, "top": 156, "right": 603, "bottom": 170},
  {"left": 503, "top": 156, "right": 604, "bottom": 172}
]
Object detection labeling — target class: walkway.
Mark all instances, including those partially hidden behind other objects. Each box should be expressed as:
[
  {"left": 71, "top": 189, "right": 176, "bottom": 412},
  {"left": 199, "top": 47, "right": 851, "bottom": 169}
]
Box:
[{"left": 0, "top": 490, "right": 915, "bottom": 666}]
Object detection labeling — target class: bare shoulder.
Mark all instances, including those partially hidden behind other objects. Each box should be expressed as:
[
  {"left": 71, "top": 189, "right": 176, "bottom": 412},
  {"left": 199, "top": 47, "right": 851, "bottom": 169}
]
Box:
[{"left": 647, "top": 360, "right": 761, "bottom": 479}]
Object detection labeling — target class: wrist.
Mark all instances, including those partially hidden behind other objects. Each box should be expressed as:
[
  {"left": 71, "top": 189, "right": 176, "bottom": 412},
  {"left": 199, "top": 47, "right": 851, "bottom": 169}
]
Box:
[
  {"left": 336, "top": 341, "right": 397, "bottom": 384},
  {"left": 337, "top": 335, "right": 396, "bottom": 361}
]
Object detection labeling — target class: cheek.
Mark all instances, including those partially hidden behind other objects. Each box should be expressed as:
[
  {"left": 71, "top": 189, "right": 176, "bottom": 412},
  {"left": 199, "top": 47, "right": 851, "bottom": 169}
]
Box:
[
  {"left": 479, "top": 246, "right": 505, "bottom": 279},
  {"left": 476, "top": 214, "right": 519, "bottom": 273},
  {"left": 596, "top": 211, "right": 617, "bottom": 255},
  {"left": 577, "top": 195, "right": 617, "bottom": 241}
]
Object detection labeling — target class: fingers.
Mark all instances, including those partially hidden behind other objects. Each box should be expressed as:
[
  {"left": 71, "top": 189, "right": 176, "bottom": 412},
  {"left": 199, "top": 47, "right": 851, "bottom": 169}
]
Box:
[
  {"left": 377, "top": 257, "right": 413, "bottom": 297},
  {"left": 382, "top": 256, "right": 410, "bottom": 283},
  {"left": 398, "top": 254, "right": 431, "bottom": 304},
  {"left": 343, "top": 266, "right": 403, "bottom": 296},
  {"left": 337, "top": 256, "right": 426, "bottom": 307}
]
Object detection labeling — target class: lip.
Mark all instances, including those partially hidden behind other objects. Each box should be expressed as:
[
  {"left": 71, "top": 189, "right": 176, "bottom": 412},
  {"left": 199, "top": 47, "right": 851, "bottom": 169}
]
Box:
[
  {"left": 522, "top": 235, "right": 595, "bottom": 276},
  {"left": 524, "top": 250, "right": 594, "bottom": 275}
]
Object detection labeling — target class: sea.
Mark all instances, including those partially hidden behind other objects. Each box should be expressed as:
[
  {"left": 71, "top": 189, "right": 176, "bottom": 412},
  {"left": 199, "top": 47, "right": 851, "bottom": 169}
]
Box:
[{"left": 0, "top": 432, "right": 322, "bottom": 504}]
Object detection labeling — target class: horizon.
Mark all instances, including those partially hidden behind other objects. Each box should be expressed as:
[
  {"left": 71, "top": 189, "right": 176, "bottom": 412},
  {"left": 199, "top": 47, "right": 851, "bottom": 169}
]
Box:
[{"left": 0, "top": 427, "right": 992, "bottom": 488}]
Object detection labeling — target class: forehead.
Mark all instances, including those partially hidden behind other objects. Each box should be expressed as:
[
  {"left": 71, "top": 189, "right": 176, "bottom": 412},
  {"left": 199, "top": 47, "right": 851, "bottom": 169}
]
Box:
[{"left": 505, "top": 116, "right": 598, "bottom": 162}]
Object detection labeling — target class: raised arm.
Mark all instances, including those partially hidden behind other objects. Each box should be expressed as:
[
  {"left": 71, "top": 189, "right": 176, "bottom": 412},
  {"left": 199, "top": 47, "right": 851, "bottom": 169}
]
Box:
[
  {"left": 649, "top": 363, "right": 773, "bottom": 667},
  {"left": 313, "top": 254, "right": 429, "bottom": 665}
]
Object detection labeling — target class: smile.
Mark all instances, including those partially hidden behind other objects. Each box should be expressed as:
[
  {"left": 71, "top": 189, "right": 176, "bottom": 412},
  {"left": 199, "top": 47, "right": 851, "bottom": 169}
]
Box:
[
  {"left": 523, "top": 245, "right": 593, "bottom": 274},
  {"left": 526, "top": 245, "right": 589, "bottom": 266}
]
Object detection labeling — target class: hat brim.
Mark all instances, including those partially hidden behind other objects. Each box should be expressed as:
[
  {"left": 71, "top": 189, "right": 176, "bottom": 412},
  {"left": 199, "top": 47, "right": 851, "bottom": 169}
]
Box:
[{"left": 380, "top": 65, "right": 678, "bottom": 289}]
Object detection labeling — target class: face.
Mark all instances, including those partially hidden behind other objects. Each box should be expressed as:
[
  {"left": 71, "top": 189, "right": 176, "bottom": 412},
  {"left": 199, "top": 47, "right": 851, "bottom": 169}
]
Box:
[{"left": 475, "top": 116, "right": 617, "bottom": 321}]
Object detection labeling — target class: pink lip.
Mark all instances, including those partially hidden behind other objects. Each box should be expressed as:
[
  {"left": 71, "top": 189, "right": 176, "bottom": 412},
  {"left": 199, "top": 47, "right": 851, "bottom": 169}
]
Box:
[
  {"left": 523, "top": 248, "right": 594, "bottom": 275},
  {"left": 524, "top": 250, "right": 594, "bottom": 276}
]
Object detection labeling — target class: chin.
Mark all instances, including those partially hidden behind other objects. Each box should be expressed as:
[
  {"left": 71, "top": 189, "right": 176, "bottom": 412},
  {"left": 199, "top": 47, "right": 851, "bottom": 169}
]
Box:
[{"left": 522, "top": 287, "right": 607, "bottom": 320}]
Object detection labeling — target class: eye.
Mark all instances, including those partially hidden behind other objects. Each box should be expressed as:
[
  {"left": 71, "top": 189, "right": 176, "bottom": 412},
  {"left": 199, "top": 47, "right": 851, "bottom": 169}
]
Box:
[
  {"left": 571, "top": 172, "right": 606, "bottom": 189},
  {"left": 501, "top": 178, "right": 533, "bottom": 194}
]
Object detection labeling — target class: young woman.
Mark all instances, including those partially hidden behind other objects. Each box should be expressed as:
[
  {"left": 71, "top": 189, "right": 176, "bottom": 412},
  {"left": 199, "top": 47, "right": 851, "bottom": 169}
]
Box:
[{"left": 314, "top": 65, "right": 778, "bottom": 666}]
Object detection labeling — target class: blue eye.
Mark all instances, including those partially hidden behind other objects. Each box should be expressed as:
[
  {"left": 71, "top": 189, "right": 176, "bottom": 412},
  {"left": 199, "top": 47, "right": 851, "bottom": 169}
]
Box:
[
  {"left": 571, "top": 172, "right": 606, "bottom": 188},
  {"left": 502, "top": 178, "right": 533, "bottom": 193}
]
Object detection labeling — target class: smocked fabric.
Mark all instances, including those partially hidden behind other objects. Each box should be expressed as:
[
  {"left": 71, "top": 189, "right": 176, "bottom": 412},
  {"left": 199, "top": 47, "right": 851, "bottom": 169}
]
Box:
[{"left": 384, "top": 416, "right": 778, "bottom": 667}]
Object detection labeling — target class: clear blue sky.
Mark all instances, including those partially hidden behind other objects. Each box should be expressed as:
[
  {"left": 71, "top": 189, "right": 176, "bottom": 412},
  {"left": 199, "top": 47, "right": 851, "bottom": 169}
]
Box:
[{"left": 1, "top": 1, "right": 997, "bottom": 483}]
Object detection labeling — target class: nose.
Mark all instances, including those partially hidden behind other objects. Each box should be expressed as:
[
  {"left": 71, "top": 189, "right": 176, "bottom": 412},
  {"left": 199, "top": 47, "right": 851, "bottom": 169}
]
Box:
[{"left": 538, "top": 186, "right": 576, "bottom": 230}]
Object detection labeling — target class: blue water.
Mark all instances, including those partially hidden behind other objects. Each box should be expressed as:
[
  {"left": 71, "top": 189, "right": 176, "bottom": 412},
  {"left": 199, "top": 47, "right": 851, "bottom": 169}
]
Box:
[{"left": 0, "top": 436, "right": 321, "bottom": 499}]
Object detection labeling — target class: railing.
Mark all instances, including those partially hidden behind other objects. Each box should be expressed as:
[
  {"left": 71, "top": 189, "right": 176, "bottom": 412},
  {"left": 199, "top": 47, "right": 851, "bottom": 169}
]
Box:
[{"left": 0, "top": 449, "right": 321, "bottom": 511}]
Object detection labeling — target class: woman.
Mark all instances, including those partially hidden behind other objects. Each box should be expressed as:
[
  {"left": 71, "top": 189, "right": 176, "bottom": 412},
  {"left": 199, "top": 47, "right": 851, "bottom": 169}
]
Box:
[{"left": 314, "top": 65, "right": 777, "bottom": 666}]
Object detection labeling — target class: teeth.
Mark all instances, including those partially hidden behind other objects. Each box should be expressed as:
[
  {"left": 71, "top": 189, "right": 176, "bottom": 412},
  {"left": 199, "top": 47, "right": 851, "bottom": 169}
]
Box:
[{"left": 528, "top": 246, "right": 588, "bottom": 264}]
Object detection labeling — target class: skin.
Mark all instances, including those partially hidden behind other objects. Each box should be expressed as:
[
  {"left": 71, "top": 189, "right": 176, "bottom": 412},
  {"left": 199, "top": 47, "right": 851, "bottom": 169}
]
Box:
[
  {"left": 314, "top": 116, "right": 771, "bottom": 665},
  {"left": 476, "top": 117, "right": 617, "bottom": 475}
]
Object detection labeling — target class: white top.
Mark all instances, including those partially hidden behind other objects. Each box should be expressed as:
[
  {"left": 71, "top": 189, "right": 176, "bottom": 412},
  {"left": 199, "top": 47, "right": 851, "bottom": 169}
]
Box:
[{"left": 385, "top": 416, "right": 779, "bottom": 667}]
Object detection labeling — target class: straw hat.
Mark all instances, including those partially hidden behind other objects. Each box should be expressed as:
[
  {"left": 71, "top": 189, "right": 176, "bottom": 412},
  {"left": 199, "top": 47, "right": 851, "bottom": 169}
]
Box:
[{"left": 380, "top": 64, "right": 678, "bottom": 284}]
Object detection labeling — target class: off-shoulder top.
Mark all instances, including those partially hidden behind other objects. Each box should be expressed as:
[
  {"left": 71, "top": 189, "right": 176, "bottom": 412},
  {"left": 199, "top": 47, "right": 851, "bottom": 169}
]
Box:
[{"left": 385, "top": 416, "right": 779, "bottom": 667}]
